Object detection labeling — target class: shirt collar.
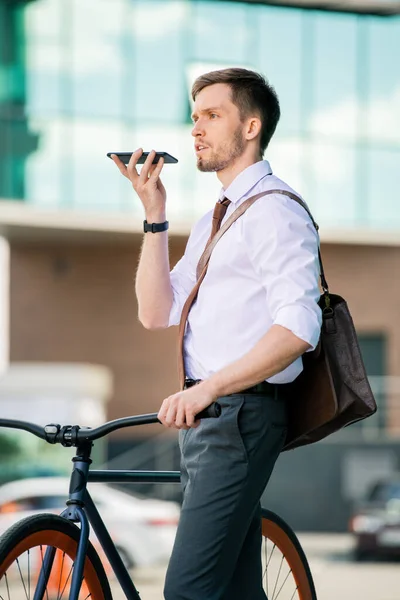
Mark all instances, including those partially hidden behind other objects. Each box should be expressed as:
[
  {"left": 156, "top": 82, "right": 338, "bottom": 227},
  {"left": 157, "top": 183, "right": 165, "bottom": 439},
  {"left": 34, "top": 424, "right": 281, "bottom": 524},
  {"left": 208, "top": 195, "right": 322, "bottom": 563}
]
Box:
[{"left": 218, "top": 160, "right": 273, "bottom": 204}]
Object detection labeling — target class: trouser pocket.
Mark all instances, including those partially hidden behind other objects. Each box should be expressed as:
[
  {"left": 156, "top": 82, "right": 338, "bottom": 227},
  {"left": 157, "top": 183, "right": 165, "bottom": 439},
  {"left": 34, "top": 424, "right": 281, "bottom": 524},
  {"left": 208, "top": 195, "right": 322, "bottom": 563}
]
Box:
[{"left": 236, "top": 393, "right": 288, "bottom": 462}]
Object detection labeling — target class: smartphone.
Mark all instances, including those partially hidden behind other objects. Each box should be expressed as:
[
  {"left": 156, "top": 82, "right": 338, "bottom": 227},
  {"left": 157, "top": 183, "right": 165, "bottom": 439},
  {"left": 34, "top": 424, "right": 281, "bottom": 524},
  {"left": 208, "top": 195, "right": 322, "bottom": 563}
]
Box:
[{"left": 107, "top": 151, "right": 178, "bottom": 165}]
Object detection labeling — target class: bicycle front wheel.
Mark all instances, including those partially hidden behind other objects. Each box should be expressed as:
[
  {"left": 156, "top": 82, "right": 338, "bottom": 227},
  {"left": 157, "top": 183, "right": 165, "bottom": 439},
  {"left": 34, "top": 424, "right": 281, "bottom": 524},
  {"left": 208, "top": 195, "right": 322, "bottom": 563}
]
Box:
[
  {"left": 261, "top": 508, "right": 317, "bottom": 600},
  {"left": 0, "top": 513, "right": 112, "bottom": 600}
]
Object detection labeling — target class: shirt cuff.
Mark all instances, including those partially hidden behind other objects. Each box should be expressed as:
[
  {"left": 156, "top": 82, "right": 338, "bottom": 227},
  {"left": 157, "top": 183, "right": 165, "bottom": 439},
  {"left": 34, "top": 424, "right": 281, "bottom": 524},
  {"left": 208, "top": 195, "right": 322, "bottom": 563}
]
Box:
[
  {"left": 168, "top": 297, "right": 182, "bottom": 327},
  {"left": 273, "top": 304, "right": 321, "bottom": 351}
]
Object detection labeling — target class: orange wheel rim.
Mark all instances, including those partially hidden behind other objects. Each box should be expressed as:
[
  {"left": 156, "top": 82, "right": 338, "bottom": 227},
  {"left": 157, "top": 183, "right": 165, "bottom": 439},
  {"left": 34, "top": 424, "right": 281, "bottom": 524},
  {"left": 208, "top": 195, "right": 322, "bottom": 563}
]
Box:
[
  {"left": 0, "top": 530, "right": 105, "bottom": 600},
  {"left": 262, "top": 518, "right": 312, "bottom": 600}
]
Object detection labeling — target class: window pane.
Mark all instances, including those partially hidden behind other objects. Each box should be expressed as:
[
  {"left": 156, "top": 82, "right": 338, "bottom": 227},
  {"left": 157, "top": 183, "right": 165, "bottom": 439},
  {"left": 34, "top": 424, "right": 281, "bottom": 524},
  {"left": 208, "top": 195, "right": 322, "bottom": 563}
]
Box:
[
  {"left": 70, "top": 118, "right": 128, "bottom": 211},
  {"left": 130, "top": 1, "right": 190, "bottom": 124},
  {"left": 193, "top": 2, "right": 250, "bottom": 64},
  {"left": 257, "top": 8, "right": 303, "bottom": 136},
  {"left": 367, "top": 148, "right": 400, "bottom": 226},
  {"left": 25, "top": 0, "right": 62, "bottom": 42},
  {"left": 308, "top": 142, "right": 357, "bottom": 226},
  {"left": 26, "top": 44, "right": 65, "bottom": 115},
  {"left": 268, "top": 138, "right": 304, "bottom": 194},
  {"left": 70, "top": 0, "right": 126, "bottom": 118},
  {"left": 367, "top": 18, "right": 400, "bottom": 144},
  {"left": 25, "top": 117, "right": 65, "bottom": 207},
  {"left": 311, "top": 13, "right": 358, "bottom": 142}
]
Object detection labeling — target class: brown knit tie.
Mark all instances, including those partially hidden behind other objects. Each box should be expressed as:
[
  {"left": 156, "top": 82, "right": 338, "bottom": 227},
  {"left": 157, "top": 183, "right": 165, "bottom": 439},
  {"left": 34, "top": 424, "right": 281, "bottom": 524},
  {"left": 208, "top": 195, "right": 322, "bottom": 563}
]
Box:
[{"left": 177, "top": 197, "right": 231, "bottom": 389}]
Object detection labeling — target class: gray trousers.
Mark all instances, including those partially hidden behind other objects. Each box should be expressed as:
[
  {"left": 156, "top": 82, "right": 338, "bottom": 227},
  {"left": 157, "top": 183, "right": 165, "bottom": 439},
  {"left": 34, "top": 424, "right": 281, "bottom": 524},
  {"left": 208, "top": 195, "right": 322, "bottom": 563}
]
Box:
[{"left": 164, "top": 391, "right": 288, "bottom": 600}]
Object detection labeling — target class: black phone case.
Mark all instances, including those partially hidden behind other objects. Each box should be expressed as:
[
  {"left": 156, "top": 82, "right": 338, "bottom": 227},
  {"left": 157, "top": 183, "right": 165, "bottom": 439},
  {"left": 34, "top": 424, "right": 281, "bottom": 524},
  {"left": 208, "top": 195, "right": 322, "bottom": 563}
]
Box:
[{"left": 107, "top": 152, "right": 178, "bottom": 165}]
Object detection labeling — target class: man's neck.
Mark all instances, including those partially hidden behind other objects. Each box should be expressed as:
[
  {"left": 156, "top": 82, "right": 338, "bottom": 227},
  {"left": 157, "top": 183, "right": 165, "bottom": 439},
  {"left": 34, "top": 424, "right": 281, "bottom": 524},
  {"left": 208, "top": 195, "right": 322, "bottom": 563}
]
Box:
[{"left": 217, "top": 156, "right": 262, "bottom": 189}]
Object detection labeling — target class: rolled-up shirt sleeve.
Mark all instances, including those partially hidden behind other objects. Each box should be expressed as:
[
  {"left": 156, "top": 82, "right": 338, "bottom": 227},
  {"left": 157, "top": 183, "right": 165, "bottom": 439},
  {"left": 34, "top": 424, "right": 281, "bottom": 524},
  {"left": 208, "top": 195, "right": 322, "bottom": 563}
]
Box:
[
  {"left": 246, "top": 195, "right": 322, "bottom": 350},
  {"left": 168, "top": 234, "right": 197, "bottom": 327}
]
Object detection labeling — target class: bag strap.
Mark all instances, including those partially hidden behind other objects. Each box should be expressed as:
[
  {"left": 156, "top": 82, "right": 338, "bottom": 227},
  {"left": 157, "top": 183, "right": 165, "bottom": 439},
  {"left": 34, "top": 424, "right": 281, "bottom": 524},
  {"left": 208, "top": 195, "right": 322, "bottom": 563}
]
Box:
[{"left": 197, "top": 188, "right": 329, "bottom": 295}]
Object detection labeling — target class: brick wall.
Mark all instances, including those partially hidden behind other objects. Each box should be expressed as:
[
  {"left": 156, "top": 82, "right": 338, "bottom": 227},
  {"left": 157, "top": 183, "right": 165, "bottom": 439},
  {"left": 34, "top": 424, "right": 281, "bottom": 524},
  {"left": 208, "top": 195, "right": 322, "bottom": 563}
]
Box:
[{"left": 9, "top": 239, "right": 184, "bottom": 437}]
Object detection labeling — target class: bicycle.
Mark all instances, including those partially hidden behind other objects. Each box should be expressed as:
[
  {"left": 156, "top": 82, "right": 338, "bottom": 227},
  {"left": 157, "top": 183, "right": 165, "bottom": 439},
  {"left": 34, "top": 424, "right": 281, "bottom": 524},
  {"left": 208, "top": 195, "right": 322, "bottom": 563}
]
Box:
[{"left": 0, "top": 405, "right": 317, "bottom": 600}]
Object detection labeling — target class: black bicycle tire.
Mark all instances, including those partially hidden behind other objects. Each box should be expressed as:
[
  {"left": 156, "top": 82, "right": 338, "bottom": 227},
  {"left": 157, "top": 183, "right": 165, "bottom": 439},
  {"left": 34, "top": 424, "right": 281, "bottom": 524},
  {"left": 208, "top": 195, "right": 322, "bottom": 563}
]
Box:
[
  {"left": 0, "top": 513, "right": 112, "bottom": 600},
  {"left": 261, "top": 508, "right": 317, "bottom": 600}
]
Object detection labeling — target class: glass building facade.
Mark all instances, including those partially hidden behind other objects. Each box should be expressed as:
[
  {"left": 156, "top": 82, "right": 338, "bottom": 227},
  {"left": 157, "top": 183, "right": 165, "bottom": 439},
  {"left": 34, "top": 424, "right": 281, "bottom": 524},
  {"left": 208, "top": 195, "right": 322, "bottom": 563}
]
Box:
[{"left": 1, "top": 0, "right": 399, "bottom": 227}]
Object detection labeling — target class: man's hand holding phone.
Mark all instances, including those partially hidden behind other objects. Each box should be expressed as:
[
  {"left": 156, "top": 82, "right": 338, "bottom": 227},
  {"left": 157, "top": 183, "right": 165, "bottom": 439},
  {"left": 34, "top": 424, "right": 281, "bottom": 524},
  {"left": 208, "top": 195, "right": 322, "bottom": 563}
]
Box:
[{"left": 110, "top": 149, "right": 166, "bottom": 221}]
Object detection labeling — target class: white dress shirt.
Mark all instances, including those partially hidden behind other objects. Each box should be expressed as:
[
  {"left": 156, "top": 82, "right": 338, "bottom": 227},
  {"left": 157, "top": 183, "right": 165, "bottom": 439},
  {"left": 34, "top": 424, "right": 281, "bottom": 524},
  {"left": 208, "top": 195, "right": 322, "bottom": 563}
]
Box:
[{"left": 168, "top": 160, "right": 322, "bottom": 384}]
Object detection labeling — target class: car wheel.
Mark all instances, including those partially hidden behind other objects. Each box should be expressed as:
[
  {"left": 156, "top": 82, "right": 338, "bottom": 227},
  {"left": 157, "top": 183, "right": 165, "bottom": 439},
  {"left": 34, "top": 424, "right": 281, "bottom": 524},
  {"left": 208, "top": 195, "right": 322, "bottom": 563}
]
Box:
[{"left": 353, "top": 547, "right": 370, "bottom": 562}]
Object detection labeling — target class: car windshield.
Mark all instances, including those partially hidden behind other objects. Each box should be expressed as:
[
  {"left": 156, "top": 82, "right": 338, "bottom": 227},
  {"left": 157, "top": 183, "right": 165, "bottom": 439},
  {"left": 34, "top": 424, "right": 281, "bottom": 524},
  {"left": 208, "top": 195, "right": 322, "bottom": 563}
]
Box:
[{"left": 368, "top": 482, "right": 400, "bottom": 502}]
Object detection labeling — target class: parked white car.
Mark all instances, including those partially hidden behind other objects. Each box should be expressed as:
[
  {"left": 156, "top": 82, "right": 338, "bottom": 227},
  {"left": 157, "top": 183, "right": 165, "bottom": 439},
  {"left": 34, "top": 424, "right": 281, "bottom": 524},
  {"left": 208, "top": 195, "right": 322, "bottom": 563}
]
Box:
[{"left": 0, "top": 477, "right": 180, "bottom": 568}]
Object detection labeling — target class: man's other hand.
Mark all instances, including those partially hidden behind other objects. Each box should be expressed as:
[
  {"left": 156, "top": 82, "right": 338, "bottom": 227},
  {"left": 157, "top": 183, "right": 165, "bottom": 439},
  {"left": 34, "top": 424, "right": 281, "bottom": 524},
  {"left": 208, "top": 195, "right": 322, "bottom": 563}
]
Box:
[{"left": 158, "top": 383, "right": 216, "bottom": 429}]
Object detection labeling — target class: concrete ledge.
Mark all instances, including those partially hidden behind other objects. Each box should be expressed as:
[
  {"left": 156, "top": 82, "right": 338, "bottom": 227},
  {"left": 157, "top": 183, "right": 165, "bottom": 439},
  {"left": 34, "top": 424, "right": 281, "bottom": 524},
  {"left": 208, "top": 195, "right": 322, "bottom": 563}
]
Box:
[
  {"left": 0, "top": 200, "right": 192, "bottom": 244},
  {"left": 0, "top": 199, "right": 400, "bottom": 246}
]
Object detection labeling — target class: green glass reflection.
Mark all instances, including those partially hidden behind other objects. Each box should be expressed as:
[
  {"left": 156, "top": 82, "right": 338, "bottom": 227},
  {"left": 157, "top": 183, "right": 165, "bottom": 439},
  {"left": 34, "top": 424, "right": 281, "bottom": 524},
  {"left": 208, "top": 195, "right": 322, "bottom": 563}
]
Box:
[{"left": 0, "top": 0, "right": 38, "bottom": 200}]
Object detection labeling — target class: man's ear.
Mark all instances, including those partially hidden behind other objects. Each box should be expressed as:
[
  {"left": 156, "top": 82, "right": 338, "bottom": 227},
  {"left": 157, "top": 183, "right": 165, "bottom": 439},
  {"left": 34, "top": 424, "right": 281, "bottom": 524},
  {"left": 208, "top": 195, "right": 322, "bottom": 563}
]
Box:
[{"left": 245, "top": 117, "right": 262, "bottom": 141}]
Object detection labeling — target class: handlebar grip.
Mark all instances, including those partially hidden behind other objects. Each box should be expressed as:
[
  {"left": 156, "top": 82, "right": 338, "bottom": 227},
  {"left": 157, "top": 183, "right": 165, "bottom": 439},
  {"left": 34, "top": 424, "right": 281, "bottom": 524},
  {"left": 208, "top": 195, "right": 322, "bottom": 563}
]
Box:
[{"left": 196, "top": 402, "right": 221, "bottom": 419}]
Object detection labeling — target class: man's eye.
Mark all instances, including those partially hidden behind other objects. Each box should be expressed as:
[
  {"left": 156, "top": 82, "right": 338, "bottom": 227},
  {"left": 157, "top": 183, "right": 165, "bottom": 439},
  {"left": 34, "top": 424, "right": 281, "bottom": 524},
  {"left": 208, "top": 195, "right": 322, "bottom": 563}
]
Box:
[{"left": 210, "top": 113, "right": 218, "bottom": 119}]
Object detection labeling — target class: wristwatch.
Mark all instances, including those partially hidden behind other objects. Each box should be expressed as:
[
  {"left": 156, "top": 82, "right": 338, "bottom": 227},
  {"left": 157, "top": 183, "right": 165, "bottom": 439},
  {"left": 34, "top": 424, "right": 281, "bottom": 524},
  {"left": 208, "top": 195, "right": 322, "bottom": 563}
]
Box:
[{"left": 143, "top": 220, "right": 169, "bottom": 233}]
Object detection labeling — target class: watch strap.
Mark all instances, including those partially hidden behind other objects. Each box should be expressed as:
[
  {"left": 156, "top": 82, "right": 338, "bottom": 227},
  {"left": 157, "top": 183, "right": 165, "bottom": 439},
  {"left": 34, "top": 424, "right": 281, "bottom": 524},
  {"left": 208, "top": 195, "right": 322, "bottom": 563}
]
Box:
[{"left": 143, "top": 220, "right": 169, "bottom": 233}]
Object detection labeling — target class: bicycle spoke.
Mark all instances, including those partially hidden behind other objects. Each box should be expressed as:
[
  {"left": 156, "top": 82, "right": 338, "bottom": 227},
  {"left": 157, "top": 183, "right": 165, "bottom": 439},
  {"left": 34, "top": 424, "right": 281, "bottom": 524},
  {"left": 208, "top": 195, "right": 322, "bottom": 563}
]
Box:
[
  {"left": 271, "top": 554, "right": 285, "bottom": 599},
  {"left": 39, "top": 546, "right": 50, "bottom": 600},
  {"left": 273, "top": 567, "right": 292, "bottom": 600},
  {"left": 16, "top": 558, "right": 29, "bottom": 600},
  {"left": 27, "top": 549, "right": 30, "bottom": 600},
  {"left": 57, "top": 562, "right": 73, "bottom": 600},
  {"left": 4, "top": 572, "right": 11, "bottom": 600},
  {"left": 264, "top": 538, "right": 268, "bottom": 597},
  {"left": 264, "top": 540, "right": 277, "bottom": 596},
  {"left": 56, "top": 552, "right": 66, "bottom": 600},
  {"left": 266, "top": 542, "right": 276, "bottom": 568},
  {"left": 2, "top": 550, "right": 95, "bottom": 600},
  {"left": 262, "top": 536, "right": 303, "bottom": 600},
  {"left": 290, "top": 588, "right": 299, "bottom": 600}
]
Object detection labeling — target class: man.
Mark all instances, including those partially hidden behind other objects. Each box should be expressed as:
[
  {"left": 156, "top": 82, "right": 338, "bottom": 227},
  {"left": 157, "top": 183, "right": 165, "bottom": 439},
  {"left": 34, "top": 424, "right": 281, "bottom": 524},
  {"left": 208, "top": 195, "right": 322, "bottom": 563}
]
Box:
[{"left": 112, "top": 68, "right": 322, "bottom": 600}]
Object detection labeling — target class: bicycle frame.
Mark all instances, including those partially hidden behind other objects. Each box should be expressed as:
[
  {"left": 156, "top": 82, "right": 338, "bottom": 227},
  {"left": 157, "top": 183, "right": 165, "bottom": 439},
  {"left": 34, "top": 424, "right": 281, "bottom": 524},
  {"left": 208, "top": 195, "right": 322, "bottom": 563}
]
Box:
[
  {"left": 0, "top": 411, "right": 222, "bottom": 600},
  {"left": 42, "top": 445, "right": 181, "bottom": 600}
]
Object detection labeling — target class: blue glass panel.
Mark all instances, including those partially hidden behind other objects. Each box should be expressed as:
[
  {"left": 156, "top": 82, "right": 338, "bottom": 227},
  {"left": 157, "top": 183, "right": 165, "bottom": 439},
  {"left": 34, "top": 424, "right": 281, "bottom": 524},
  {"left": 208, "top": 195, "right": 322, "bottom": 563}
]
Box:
[
  {"left": 25, "top": 45, "right": 64, "bottom": 115},
  {"left": 368, "top": 18, "right": 400, "bottom": 143},
  {"left": 367, "top": 149, "right": 400, "bottom": 226},
  {"left": 256, "top": 7, "right": 303, "bottom": 136},
  {"left": 267, "top": 137, "right": 304, "bottom": 194},
  {"left": 25, "top": 0, "right": 62, "bottom": 42},
  {"left": 69, "top": 118, "right": 132, "bottom": 211},
  {"left": 70, "top": 0, "right": 126, "bottom": 119},
  {"left": 308, "top": 142, "right": 357, "bottom": 227},
  {"left": 25, "top": 118, "right": 64, "bottom": 207},
  {"left": 311, "top": 13, "right": 358, "bottom": 142},
  {"left": 129, "top": 1, "right": 189, "bottom": 124},
  {"left": 192, "top": 2, "right": 251, "bottom": 64}
]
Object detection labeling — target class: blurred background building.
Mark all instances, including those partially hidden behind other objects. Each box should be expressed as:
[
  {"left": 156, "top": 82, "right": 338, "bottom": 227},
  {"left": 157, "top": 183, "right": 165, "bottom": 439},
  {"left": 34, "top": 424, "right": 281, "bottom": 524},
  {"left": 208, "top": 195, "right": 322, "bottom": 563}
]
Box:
[{"left": 0, "top": 0, "right": 399, "bottom": 531}]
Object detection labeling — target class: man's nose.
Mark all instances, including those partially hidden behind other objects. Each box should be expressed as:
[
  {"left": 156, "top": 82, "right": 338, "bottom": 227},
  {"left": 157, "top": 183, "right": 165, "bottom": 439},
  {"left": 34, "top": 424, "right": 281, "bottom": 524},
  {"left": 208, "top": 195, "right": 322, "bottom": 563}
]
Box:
[{"left": 191, "top": 121, "right": 204, "bottom": 137}]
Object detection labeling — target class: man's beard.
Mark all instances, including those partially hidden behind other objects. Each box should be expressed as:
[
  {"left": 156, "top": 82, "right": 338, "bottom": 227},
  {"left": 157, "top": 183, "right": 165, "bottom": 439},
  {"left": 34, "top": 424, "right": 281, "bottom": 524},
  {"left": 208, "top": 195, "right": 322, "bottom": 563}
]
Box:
[{"left": 197, "top": 127, "right": 245, "bottom": 173}]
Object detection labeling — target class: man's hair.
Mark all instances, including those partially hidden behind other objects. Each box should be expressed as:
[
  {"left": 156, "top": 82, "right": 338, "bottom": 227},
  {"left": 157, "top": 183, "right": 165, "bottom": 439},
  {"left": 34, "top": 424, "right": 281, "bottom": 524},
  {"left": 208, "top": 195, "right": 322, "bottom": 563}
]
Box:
[{"left": 191, "top": 68, "right": 280, "bottom": 158}]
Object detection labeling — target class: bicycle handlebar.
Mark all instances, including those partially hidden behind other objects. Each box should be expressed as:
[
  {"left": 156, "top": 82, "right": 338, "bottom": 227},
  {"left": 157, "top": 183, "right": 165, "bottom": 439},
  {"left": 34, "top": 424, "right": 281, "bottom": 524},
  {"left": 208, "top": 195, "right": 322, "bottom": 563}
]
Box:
[{"left": 0, "top": 402, "right": 221, "bottom": 447}]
